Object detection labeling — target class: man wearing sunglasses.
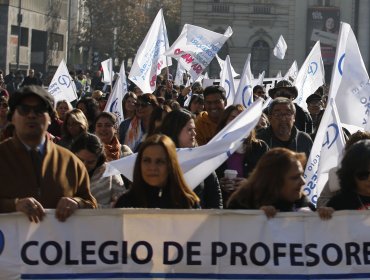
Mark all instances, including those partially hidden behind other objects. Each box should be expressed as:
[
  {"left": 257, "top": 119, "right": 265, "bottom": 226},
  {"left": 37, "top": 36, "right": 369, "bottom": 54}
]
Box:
[{"left": 0, "top": 86, "right": 97, "bottom": 223}]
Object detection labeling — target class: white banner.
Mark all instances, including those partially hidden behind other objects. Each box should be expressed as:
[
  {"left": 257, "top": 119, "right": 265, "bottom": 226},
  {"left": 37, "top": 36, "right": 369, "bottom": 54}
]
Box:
[
  {"left": 294, "top": 41, "right": 325, "bottom": 111},
  {"left": 165, "top": 24, "right": 233, "bottom": 81},
  {"left": 48, "top": 59, "right": 78, "bottom": 103},
  {"left": 220, "top": 55, "right": 236, "bottom": 106},
  {"left": 101, "top": 58, "right": 114, "bottom": 85},
  {"left": 284, "top": 60, "right": 299, "bottom": 84},
  {"left": 129, "top": 9, "right": 171, "bottom": 93},
  {"left": 215, "top": 54, "right": 239, "bottom": 78},
  {"left": 1, "top": 210, "right": 370, "bottom": 279},
  {"left": 104, "top": 61, "right": 127, "bottom": 124}
]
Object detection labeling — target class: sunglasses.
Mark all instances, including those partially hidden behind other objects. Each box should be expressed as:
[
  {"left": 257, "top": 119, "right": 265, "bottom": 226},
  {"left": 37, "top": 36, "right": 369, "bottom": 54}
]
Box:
[
  {"left": 355, "top": 171, "right": 370, "bottom": 181},
  {"left": 135, "top": 102, "right": 152, "bottom": 108},
  {"left": 16, "top": 104, "right": 48, "bottom": 116},
  {"left": 0, "top": 103, "right": 8, "bottom": 108}
]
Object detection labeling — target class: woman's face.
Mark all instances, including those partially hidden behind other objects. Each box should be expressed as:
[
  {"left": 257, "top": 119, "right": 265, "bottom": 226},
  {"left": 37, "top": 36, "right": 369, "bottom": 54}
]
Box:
[
  {"left": 227, "top": 109, "right": 242, "bottom": 124},
  {"left": 136, "top": 101, "right": 153, "bottom": 119},
  {"left": 325, "top": 17, "right": 335, "bottom": 31},
  {"left": 95, "top": 117, "right": 115, "bottom": 144},
  {"left": 190, "top": 101, "right": 204, "bottom": 114},
  {"left": 355, "top": 166, "right": 370, "bottom": 196},
  {"left": 56, "top": 102, "right": 70, "bottom": 120},
  {"left": 280, "top": 160, "right": 306, "bottom": 203},
  {"left": 141, "top": 145, "right": 168, "bottom": 188},
  {"left": 75, "top": 149, "right": 98, "bottom": 172},
  {"left": 178, "top": 119, "right": 196, "bottom": 148},
  {"left": 66, "top": 117, "right": 83, "bottom": 138},
  {"left": 125, "top": 97, "right": 137, "bottom": 112}
]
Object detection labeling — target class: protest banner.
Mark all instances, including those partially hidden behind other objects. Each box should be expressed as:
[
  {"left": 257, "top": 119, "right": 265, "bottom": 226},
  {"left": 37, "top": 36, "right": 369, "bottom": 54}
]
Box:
[
  {"left": 47, "top": 59, "right": 78, "bottom": 103},
  {"left": 284, "top": 60, "right": 299, "bottom": 84},
  {"left": 273, "top": 35, "right": 287, "bottom": 59},
  {"left": 165, "top": 24, "right": 233, "bottom": 81},
  {"left": 215, "top": 54, "right": 239, "bottom": 78},
  {"left": 233, "top": 54, "right": 253, "bottom": 107},
  {"left": 1, "top": 210, "right": 370, "bottom": 279},
  {"left": 129, "top": 9, "right": 171, "bottom": 93},
  {"left": 101, "top": 58, "right": 114, "bottom": 85}
]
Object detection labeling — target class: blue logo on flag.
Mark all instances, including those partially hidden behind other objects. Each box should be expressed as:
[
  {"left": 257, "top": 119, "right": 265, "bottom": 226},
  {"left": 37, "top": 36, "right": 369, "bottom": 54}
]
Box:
[
  {"left": 0, "top": 230, "right": 4, "bottom": 255},
  {"left": 242, "top": 85, "right": 252, "bottom": 107},
  {"left": 109, "top": 98, "right": 118, "bottom": 112},
  {"left": 58, "top": 75, "right": 72, "bottom": 88},
  {"left": 322, "top": 123, "right": 339, "bottom": 149},
  {"left": 338, "top": 53, "right": 345, "bottom": 76},
  {"left": 308, "top": 62, "right": 318, "bottom": 75}
]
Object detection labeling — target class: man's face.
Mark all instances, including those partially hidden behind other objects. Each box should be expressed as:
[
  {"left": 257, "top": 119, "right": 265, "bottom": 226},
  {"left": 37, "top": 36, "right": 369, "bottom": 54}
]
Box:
[
  {"left": 307, "top": 100, "right": 323, "bottom": 116},
  {"left": 268, "top": 103, "right": 295, "bottom": 141},
  {"left": 29, "top": 70, "right": 34, "bottom": 77},
  {"left": 204, "top": 93, "right": 225, "bottom": 122},
  {"left": 12, "top": 95, "right": 50, "bottom": 144}
]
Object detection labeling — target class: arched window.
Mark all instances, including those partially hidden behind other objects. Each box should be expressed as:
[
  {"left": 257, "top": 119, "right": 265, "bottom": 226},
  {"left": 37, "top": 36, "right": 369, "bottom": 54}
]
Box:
[{"left": 251, "top": 40, "right": 270, "bottom": 77}]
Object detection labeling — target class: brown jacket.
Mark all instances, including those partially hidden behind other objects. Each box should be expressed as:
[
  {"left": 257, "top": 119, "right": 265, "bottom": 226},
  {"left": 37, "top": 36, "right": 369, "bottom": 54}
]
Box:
[
  {"left": 0, "top": 136, "right": 97, "bottom": 212},
  {"left": 195, "top": 111, "right": 218, "bottom": 146}
]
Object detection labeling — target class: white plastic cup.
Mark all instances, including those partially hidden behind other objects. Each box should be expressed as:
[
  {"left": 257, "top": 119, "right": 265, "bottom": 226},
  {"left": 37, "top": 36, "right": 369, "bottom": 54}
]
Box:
[{"left": 224, "top": 169, "right": 238, "bottom": 180}]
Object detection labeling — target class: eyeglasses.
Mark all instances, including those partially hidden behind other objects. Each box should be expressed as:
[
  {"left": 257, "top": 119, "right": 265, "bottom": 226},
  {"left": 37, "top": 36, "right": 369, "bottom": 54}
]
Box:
[
  {"left": 16, "top": 104, "right": 48, "bottom": 116},
  {"left": 355, "top": 171, "right": 370, "bottom": 181},
  {"left": 135, "top": 102, "right": 152, "bottom": 108},
  {"left": 270, "top": 111, "right": 294, "bottom": 119},
  {"left": 0, "top": 103, "right": 8, "bottom": 108}
]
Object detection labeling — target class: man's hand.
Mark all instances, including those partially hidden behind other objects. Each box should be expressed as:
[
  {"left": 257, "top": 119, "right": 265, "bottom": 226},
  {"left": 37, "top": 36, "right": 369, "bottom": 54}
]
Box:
[
  {"left": 15, "top": 197, "right": 45, "bottom": 223},
  {"left": 55, "top": 197, "right": 79, "bottom": 222}
]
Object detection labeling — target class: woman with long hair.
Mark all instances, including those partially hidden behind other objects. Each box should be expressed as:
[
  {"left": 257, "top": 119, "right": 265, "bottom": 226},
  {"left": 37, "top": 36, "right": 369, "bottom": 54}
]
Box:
[
  {"left": 122, "top": 92, "right": 137, "bottom": 120},
  {"left": 55, "top": 99, "right": 73, "bottom": 121},
  {"left": 115, "top": 134, "right": 200, "bottom": 209},
  {"left": 76, "top": 97, "right": 100, "bottom": 132},
  {"left": 58, "top": 109, "right": 89, "bottom": 149},
  {"left": 71, "top": 133, "right": 124, "bottom": 208},
  {"left": 227, "top": 148, "right": 332, "bottom": 219},
  {"left": 159, "top": 109, "right": 223, "bottom": 208}
]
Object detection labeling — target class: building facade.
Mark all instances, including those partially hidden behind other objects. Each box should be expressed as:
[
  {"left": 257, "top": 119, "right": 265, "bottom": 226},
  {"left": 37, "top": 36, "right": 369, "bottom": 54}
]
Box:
[
  {"left": 0, "top": 0, "right": 68, "bottom": 76},
  {"left": 181, "top": 0, "right": 370, "bottom": 83}
]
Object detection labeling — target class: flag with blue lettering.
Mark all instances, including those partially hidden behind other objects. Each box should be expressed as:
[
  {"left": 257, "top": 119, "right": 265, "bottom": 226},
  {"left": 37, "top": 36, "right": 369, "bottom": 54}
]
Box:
[
  {"left": 220, "top": 55, "right": 236, "bottom": 107},
  {"left": 294, "top": 41, "right": 325, "bottom": 111},
  {"left": 234, "top": 54, "right": 253, "bottom": 108},
  {"left": 333, "top": 22, "right": 370, "bottom": 129},
  {"left": 48, "top": 59, "right": 77, "bottom": 104},
  {"left": 303, "top": 99, "right": 346, "bottom": 204},
  {"left": 104, "top": 100, "right": 263, "bottom": 189},
  {"left": 104, "top": 61, "right": 127, "bottom": 124},
  {"left": 165, "top": 24, "right": 233, "bottom": 81},
  {"left": 129, "top": 9, "right": 171, "bottom": 93}
]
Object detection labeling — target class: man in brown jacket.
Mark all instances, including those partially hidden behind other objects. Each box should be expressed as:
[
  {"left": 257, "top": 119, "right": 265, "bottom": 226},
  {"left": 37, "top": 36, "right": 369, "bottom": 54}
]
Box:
[{"left": 0, "top": 85, "right": 97, "bottom": 222}]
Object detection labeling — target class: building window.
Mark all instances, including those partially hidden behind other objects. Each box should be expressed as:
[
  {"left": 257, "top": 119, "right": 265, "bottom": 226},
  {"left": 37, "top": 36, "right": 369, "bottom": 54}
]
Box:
[
  {"left": 49, "top": 33, "right": 64, "bottom": 51},
  {"left": 212, "top": 0, "right": 230, "bottom": 13},
  {"left": 251, "top": 40, "right": 270, "bottom": 77},
  {"left": 253, "top": 5, "right": 271, "bottom": 14},
  {"left": 11, "top": 25, "right": 29, "bottom": 46}
]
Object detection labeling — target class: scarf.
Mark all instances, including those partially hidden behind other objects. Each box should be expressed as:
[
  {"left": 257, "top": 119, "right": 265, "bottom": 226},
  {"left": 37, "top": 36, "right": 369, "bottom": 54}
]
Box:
[
  {"left": 124, "top": 116, "right": 143, "bottom": 151},
  {"left": 104, "top": 136, "right": 121, "bottom": 162}
]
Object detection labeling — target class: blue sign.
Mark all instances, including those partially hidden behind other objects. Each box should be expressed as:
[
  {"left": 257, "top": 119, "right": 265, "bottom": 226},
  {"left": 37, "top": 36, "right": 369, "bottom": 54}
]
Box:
[{"left": 58, "top": 75, "right": 72, "bottom": 88}]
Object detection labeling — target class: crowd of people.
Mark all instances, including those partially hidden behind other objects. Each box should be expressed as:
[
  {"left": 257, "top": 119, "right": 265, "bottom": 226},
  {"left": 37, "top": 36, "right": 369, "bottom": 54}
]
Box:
[{"left": 0, "top": 67, "right": 369, "bottom": 223}]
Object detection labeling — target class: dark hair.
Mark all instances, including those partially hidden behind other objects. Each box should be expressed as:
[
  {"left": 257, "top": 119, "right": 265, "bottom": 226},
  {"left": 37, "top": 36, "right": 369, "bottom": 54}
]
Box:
[
  {"left": 147, "top": 106, "right": 172, "bottom": 137},
  {"left": 94, "top": 111, "right": 117, "bottom": 129},
  {"left": 138, "top": 93, "right": 159, "bottom": 107},
  {"left": 159, "top": 109, "right": 195, "bottom": 147},
  {"left": 70, "top": 133, "right": 106, "bottom": 171},
  {"left": 203, "top": 85, "right": 227, "bottom": 102},
  {"left": 253, "top": 85, "right": 264, "bottom": 93},
  {"left": 122, "top": 92, "right": 137, "bottom": 119},
  {"left": 76, "top": 97, "right": 100, "bottom": 131},
  {"left": 337, "top": 140, "right": 370, "bottom": 193},
  {"left": 128, "top": 134, "right": 199, "bottom": 208},
  {"left": 188, "top": 94, "right": 204, "bottom": 109},
  {"left": 344, "top": 131, "right": 370, "bottom": 152},
  {"left": 227, "top": 148, "right": 306, "bottom": 208}
]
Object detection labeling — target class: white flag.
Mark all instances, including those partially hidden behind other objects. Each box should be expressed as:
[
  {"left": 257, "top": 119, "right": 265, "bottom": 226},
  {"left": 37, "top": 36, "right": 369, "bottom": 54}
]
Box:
[
  {"left": 174, "top": 63, "right": 186, "bottom": 86},
  {"left": 129, "top": 9, "right": 172, "bottom": 93},
  {"left": 284, "top": 60, "right": 299, "bottom": 84},
  {"left": 165, "top": 24, "right": 233, "bottom": 81},
  {"left": 104, "top": 100, "right": 263, "bottom": 189},
  {"left": 256, "top": 71, "right": 265, "bottom": 86},
  {"left": 332, "top": 22, "right": 370, "bottom": 129},
  {"left": 220, "top": 55, "right": 236, "bottom": 107},
  {"left": 276, "top": 71, "right": 282, "bottom": 80},
  {"left": 303, "top": 99, "right": 346, "bottom": 204},
  {"left": 104, "top": 61, "right": 127, "bottom": 124},
  {"left": 273, "top": 35, "right": 287, "bottom": 60},
  {"left": 101, "top": 58, "right": 114, "bottom": 85},
  {"left": 48, "top": 59, "right": 77, "bottom": 104},
  {"left": 216, "top": 54, "right": 239, "bottom": 78},
  {"left": 294, "top": 41, "right": 325, "bottom": 111},
  {"left": 234, "top": 54, "right": 253, "bottom": 107}
]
